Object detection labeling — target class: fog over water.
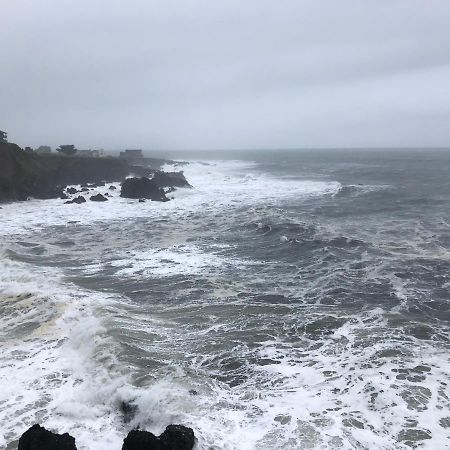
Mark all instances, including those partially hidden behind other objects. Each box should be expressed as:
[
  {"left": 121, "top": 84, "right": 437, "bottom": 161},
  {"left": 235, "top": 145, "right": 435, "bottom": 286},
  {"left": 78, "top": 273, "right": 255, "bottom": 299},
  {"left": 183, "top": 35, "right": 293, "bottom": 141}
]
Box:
[{"left": 1, "top": 0, "right": 450, "bottom": 150}]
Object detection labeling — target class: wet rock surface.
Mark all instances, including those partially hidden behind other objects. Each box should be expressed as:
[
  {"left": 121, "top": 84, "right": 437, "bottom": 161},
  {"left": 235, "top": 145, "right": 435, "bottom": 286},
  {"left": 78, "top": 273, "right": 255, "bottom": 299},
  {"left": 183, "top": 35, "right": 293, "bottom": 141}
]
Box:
[
  {"left": 90, "top": 193, "right": 108, "bottom": 202},
  {"left": 152, "top": 171, "right": 191, "bottom": 189},
  {"left": 122, "top": 425, "right": 195, "bottom": 450},
  {"left": 65, "top": 196, "right": 86, "bottom": 204},
  {"left": 120, "top": 177, "right": 169, "bottom": 202},
  {"left": 18, "top": 424, "right": 77, "bottom": 450},
  {"left": 17, "top": 424, "right": 195, "bottom": 450}
]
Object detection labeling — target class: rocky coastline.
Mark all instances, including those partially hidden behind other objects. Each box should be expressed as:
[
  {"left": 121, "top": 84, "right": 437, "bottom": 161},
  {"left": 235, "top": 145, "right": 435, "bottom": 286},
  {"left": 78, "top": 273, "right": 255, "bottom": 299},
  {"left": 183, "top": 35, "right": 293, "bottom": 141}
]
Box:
[{"left": 0, "top": 142, "right": 190, "bottom": 203}]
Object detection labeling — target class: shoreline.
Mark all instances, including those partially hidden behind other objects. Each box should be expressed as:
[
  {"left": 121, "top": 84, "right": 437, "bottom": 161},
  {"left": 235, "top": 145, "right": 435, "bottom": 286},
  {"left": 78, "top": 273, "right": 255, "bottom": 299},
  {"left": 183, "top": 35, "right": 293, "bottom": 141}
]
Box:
[{"left": 0, "top": 142, "right": 184, "bottom": 204}]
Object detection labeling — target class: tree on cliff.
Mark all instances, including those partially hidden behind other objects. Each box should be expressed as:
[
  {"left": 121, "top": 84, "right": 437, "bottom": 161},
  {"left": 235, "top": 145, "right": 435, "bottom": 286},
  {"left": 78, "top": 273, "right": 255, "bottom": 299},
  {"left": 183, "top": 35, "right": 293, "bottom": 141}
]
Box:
[{"left": 56, "top": 144, "right": 77, "bottom": 156}]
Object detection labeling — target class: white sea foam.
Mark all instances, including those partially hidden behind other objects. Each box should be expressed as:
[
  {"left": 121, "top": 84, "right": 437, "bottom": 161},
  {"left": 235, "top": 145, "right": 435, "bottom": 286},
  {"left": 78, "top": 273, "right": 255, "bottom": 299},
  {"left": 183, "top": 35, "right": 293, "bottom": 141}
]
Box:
[
  {"left": 0, "top": 160, "right": 340, "bottom": 236},
  {"left": 0, "top": 253, "right": 129, "bottom": 449},
  {"left": 83, "top": 243, "right": 255, "bottom": 279}
]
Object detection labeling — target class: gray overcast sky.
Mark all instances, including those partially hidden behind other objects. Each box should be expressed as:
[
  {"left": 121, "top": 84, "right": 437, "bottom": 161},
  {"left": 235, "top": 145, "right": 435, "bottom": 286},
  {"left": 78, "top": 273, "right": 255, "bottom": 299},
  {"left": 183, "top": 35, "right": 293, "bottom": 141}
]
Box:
[{"left": 1, "top": 0, "right": 450, "bottom": 150}]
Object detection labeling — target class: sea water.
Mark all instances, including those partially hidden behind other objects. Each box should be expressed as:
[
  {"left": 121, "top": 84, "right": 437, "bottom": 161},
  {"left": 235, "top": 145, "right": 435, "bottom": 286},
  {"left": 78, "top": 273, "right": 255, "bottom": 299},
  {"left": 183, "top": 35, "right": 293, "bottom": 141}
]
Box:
[{"left": 0, "top": 149, "right": 449, "bottom": 449}]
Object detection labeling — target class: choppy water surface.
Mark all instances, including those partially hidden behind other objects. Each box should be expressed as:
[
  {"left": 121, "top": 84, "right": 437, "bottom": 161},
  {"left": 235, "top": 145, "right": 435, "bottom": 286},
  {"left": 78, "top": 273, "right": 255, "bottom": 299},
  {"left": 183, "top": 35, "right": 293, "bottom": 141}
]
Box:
[{"left": 1, "top": 150, "right": 449, "bottom": 449}]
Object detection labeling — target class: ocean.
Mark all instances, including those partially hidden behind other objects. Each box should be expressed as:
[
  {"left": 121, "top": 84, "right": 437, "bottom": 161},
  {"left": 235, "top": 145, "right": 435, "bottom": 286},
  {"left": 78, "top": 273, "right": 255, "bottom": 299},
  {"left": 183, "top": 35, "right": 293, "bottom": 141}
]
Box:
[{"left": 1, "top": 149, "right": 449, "bottom": 449}]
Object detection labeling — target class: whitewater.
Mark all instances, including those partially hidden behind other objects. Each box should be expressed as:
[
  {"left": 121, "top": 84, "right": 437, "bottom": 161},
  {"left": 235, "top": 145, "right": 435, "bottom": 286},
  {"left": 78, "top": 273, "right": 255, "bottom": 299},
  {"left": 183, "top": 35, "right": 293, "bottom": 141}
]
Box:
[{"left": 1, "top": 151, "right": 449, "bottom": 449}]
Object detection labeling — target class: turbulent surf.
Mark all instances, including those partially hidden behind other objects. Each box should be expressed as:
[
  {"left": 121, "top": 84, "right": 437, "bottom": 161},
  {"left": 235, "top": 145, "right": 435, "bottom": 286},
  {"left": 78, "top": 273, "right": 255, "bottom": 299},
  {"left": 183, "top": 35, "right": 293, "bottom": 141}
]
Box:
[{"left": 1, "top": 150, "right": 449, "bottom": 449}]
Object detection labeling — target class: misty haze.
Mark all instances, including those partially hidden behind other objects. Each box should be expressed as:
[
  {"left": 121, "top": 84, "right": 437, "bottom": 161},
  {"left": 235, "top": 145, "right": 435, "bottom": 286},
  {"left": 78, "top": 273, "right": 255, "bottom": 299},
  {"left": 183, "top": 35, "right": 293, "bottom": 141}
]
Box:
[{"left": 1, "top": 1, "right": 449, "bottom": 450}]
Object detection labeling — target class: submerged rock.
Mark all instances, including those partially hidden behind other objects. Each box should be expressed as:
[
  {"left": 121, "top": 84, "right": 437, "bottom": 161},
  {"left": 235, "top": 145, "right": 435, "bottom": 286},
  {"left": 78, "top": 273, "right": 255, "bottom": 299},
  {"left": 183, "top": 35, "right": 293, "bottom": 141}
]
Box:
[
  {"left": 122, "top": 425, "right": 195, "bottom": 450},
  {"left": 90, "top": 193, "right": 108, "bottom": 202},
  {"left": 18, "top": 424, "right": 77, "bottom": 450},
  {"left": 121, "top": 177, "right": 168, "bottom": 202},
  {"left": 65, "top": 195, "right": 86, "bottom": 204},
  {"left": 119, "top": 400, "right": 138, "bottom": 423}
]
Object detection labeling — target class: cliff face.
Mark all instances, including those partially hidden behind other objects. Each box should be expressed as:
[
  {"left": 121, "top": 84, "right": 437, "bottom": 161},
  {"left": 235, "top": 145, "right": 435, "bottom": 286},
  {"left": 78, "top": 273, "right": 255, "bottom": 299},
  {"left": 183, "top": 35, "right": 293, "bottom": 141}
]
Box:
[
  {"left": 0, "top": 143, "right": 130, "bottom": 202},
  {"left": 37, "top": 153, "right": 130, "bottom": 185}
]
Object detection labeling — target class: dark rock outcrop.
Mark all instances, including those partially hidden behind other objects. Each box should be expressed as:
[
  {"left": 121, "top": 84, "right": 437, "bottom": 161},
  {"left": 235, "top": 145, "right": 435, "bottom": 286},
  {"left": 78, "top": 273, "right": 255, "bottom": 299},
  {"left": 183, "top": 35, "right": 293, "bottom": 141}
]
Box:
[
  {"left": 152, "top": 171, "right": 191, "bottom": 189},
  {"left": 66, "top": 187, "right": 78, "bottom": 195},
  {"left": 160, "top": 425, "right": 195, "bottom": 450},
  {"left": 109, "top": 185, "right": 117, "bottom": 190},
  {"left": 121, "top": 177, "right": 168, "bottom": 202},
  {"left": 16, "top": 423, "right": 194, "bottom": 450},
  {"left": 122, "top": 425, "right": 195, "bottom": 450},
  {"left": 65, "top": 196, "right": 86, "bottom": 204},
  {"left": 122, "top": 430, "right": 163, "bottom": 450},
  {"left": 18, "top": 424, "right": 77, "bottom": 450},
  {"left": 90, "top": 193, "right": 108, "bottom": 202}
]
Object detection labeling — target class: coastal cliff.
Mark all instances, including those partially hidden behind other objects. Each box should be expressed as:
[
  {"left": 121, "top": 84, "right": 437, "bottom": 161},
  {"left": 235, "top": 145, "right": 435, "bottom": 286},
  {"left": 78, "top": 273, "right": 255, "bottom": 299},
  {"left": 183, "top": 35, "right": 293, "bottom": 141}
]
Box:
[{"left": 0, "top": 143, "right": 129, "bottom": 202}]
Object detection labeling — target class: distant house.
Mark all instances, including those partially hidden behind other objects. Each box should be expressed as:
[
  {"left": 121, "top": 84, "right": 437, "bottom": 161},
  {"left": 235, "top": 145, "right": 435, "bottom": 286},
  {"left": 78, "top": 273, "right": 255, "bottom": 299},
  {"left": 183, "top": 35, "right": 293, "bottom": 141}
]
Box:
[
  {"left": 56, "top": 144, "right": 77, "bottom": 156},
  {"left": 119, "top": 149, "right": 143, "bottom": 160},
  {"left": 35, "top": 145, "right": 52, "bottom": 154},
  {"left": 77, "top": 149, "right": 104, "bottom": 158},
  {"left": 24, "top": 146, "right": 34, "bottom": 153},
  {"left": 0, "top": 130, "right": 7, "bottom": 143}
]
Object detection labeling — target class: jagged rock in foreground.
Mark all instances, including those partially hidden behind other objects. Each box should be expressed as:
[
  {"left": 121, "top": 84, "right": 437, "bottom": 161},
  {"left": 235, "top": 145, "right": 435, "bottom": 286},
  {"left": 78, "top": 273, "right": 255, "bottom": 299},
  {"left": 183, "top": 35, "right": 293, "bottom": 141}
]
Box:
[
  {"left": 90, "top": 193, "right": 108, "bottom": 202},
  {"left": 159, "top": 425, "right": 195, "bottom": 450},
  {"left": 17, "top": 423, "right": 194, "bottom": 450},
  {"left": 122, "top": 425, "right": 195, "bottom": 450},
  {"left": 121, "top": 177, "right": 169, "bottom": 202},
  {"left": 18, "top": 424, "right": 77, "bottom": 450},
  {"left": 152, "top": 171, "right": 191, "bottom": 189}
]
